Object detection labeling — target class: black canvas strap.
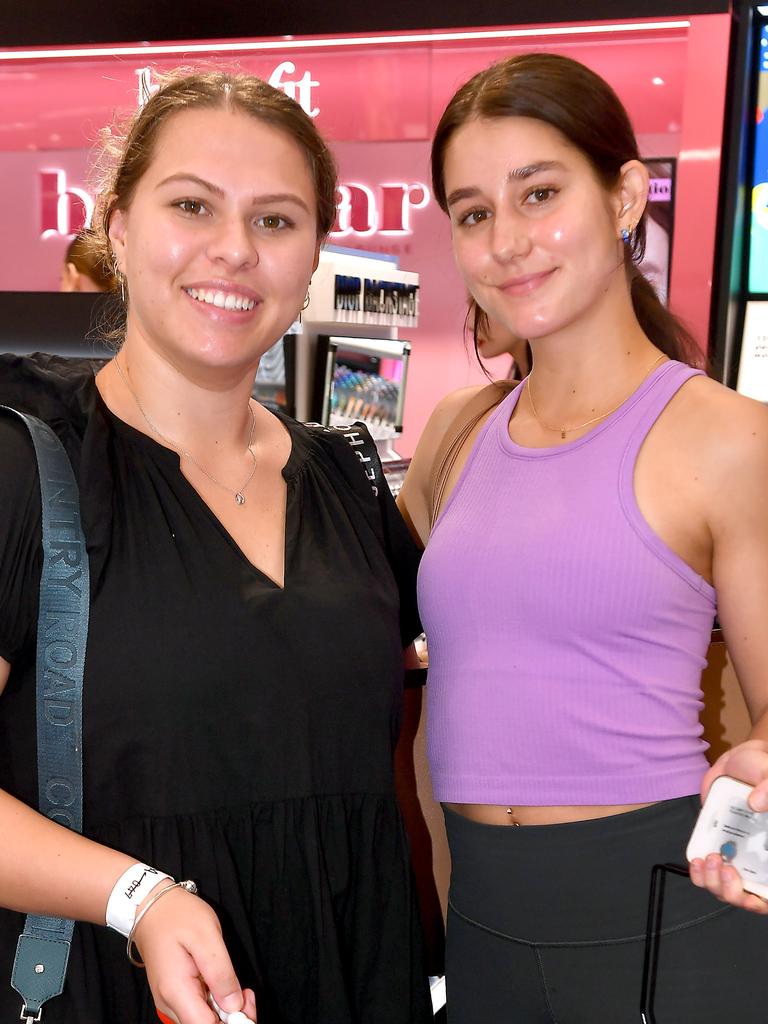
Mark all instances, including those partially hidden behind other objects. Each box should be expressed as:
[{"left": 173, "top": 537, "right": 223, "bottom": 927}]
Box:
[
  {"left": 305, "top": 420, "right": 384, "bottom": 497},
  {"left": 0, "top": 407, "right": 88, "bottom": 1021}
]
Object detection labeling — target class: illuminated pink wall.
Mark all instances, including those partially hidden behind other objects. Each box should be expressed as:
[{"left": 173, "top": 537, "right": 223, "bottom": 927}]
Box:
[{"left": 0, "top": 14, "right": 733, "bottom": 453}]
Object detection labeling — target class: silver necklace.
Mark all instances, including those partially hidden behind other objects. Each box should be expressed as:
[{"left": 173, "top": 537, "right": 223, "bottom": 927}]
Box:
[{"left": 114, "top": 357, "right": 257, "bottom": 506}]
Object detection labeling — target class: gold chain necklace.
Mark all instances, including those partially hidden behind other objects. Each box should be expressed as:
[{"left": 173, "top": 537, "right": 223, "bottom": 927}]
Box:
[
  {"left": 114, "top": 357, "right": 257, "bottom": 506},
  {"left": 526, "top": 353, "right": 665, "bottom": 440}
]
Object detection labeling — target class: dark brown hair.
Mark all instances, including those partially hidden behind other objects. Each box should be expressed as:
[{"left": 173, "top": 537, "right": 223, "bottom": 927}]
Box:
[
  {"left": 92, "top": 69, "right": 338, "bottom": 292},
  {"left": 431, "top": 53, "right": 701, "bottom": 367},
  {"left": 466, "top": 296, "right": 532, "bottom": 381}
]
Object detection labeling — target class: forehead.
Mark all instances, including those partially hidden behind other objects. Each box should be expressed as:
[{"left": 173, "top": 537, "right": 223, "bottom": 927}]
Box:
[
  {"left": 140, "top": 106, "right": 317, "bottom": 198},
  {"left": 443, "top": 116, "right": 589, "bottom": 185}
]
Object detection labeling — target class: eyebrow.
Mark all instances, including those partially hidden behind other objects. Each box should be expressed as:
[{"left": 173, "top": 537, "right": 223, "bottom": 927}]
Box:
[
  {"left": 156, "top": 174, "right": 312, "bottom": 213},
  {"left": 506, "top": 160, "right": 564, "bottom": 181},
  {"left": 445, "top": 160, "right": 566, "bottom": 208}
]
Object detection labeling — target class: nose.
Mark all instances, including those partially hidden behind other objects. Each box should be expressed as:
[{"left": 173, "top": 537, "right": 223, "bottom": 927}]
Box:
[
  {"left": 490, "top": 210, "right": 532, "bottom": 263},
  {"left": 207, "top": 215, "right": 259, "bottom": 270}
]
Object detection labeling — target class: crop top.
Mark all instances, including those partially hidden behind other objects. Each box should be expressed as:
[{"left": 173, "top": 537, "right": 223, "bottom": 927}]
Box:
[{"left": 418, "top": 360, "right": 716, "bottom": 805}]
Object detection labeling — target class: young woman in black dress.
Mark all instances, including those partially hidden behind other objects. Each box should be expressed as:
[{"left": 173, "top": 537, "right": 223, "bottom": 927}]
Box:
[{"left": 0, "top": 71, "right": 430, "bottom": 1024}]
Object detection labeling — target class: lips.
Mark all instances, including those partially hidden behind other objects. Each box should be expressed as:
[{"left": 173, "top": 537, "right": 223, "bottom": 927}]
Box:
[{"left": 498, "top": 269, "right": 556, "bottom": 296}]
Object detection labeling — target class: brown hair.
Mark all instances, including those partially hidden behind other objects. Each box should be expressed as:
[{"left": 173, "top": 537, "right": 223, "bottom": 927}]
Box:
[
  {"left": 431, "top": 53, "right": 701, "bottom": 367},
  {"left": 466, "top": 296, "right": 532, "bottom": 381},
  {"left": 91, "top": 68, "right": 337, "bottom": 298},
  {"left": 64, "top": 228, "right": 116, "bottom": 290}
]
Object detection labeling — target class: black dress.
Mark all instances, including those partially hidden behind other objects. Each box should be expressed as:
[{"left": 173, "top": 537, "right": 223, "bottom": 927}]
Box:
[{"left": 0, "top": 354, "right": 431, "bottom": 1024}]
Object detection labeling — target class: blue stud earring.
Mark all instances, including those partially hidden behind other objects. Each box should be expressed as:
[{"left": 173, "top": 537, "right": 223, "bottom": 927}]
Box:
[{"left": 620, "top": 227, "right": 631, "bottom": 244}]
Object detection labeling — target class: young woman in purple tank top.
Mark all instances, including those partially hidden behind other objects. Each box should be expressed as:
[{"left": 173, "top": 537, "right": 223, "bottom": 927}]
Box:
[{"left": 399, "top": 53, "right": 768, "bottom": 1023}]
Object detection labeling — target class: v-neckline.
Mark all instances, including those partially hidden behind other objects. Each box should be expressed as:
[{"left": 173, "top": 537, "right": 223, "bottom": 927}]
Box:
[{"left": 98, "top": 393, "right": 302, "bottom": 591}]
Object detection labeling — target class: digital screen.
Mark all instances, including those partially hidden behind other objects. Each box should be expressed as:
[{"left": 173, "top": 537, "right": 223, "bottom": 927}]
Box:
[
  {"left": 749, "top": 22, "right": 768, "bottom": 293},
  {"left": 640, "top": 159, "right": 675, "bottom": 306}
]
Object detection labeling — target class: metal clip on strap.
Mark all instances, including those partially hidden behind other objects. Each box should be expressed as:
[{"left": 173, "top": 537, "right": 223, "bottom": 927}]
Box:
[{"left": 1, "top": 408, "right": 88, "bottom": 1019}]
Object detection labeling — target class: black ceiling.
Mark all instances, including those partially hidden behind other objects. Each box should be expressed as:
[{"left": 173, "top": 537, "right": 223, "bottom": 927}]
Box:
[{"left": 0, "top": 0, "right": 731, "bottom": 48}]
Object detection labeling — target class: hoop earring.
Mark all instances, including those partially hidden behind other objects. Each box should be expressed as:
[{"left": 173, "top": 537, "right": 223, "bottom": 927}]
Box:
[
  {"left": 620, "top": 225, "right": 633, "bottom": 246},
  {"left": 302, "top": 291, "right": 311, "bottom": 311},
  {"left": 112, "top": 255, "right": 126, "bottom": 303}
]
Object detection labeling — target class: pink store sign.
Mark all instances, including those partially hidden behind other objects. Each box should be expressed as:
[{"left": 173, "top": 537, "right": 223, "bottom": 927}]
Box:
[
  {"left": 0, "top": 151, "right": 432, "bottom": 290},
  {"left": 0, "top": 21, "right": 696, "bottom": 291}
]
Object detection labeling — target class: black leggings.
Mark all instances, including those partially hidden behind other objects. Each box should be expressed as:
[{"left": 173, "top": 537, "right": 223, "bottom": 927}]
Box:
[{"left": 444, "top": 797, "right": 768, "bottom": 1023}]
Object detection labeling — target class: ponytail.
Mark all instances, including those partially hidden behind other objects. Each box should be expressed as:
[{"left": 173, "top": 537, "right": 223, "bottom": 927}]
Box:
[{"left": 628, "top": 267, "right": 704, "bottom": 369}]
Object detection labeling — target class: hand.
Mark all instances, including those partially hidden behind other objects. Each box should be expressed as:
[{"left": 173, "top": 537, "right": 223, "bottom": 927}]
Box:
[
  {"left": 688, "top": 740, "right": 768, "bottom": 915},
  {"left": 133, "top": 883, "right": 258, "bottom": 1023},
  {"left": 701, "top": 740, "right": 768, "bottom": 810}
]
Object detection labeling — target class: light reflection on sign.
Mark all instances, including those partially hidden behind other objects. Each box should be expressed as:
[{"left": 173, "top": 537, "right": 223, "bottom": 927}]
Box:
[{"left": 134, "top": 63, "right": 321, "bottom": 118}]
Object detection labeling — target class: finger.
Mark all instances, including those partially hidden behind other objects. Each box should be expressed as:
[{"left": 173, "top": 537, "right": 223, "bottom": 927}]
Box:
[
  {"left": 747, "top": 779, "right": 768, "bottom": 812},
  {"left": 740, "top": 893, "right": 768, "bottom": 915},
  {"left": 151, "top": 952, "right": 217, "bottom": 1024},
  {"left": 703, "top": 854, "right": 726, "bottom": 898},
  {"left": 719, "top": 864, "right": 747, "bottom": 905},
  {"left": 192, "top": 942, "right": 244, "bottom": 1018},
  {"left": 688, "top": 857, "right": 706, "bottom": 888},
  {"left": 242, "top": 989, "right": 258, "bottom": 1020}
]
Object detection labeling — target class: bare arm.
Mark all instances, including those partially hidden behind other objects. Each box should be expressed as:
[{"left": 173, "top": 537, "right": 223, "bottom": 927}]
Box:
[
  {"left": 687, "top": 394, "right": 768, "bottom": 912},
  {"left": 0, "top": 656, "right": 255, "bottom": 1022},
  {"left": 398, "top": 385, "right": 484, "bottom": 547}
]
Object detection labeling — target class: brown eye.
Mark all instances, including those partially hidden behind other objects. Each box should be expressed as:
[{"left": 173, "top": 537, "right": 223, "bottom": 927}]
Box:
[
  {"left": 525, "top": 188, "right": 556, "bottom": 206},
  {"left": 460, "top": 208, "right": 490, "bottom": 227},
  {"left": 177, "top": 199, "right": 207, "bottom": 216},
  {"left": 257, "top": 214, "right": 290, "bottom": 231}
]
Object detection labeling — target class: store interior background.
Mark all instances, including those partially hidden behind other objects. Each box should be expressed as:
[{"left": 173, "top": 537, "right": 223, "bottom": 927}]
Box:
[
  {"left": 0, "top": 1, "right": 753, "bottom": 933},
  {"left": 0, "top": 14, "right": 730, "bottom": 456}
]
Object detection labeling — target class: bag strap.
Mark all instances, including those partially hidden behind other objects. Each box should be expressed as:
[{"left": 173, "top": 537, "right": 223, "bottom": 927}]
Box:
[
  {"left": 0, "top": 407, "right": 88, "bottom": 1022},
  {"left": 427, "top": 381, "right": 515, "bottom": 531},
  {"left": 305, "top": 420, "right": 383, "bottom": 497}
]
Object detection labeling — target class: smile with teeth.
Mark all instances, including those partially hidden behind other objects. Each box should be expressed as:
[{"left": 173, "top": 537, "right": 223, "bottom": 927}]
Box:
[{"left": 185, "top": 288, "right": 256, "bottom": 311}]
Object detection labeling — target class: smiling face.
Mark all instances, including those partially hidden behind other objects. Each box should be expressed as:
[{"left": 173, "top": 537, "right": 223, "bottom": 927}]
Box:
[
  {"left": 109, "top": 106, "right": 320, "bottom": 377},
  {"left": 444, "top": 116, "right": 635, "bottom": 344}
]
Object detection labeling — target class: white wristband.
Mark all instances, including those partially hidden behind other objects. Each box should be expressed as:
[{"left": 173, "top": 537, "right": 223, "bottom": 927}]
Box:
[{"left": 106, "top": 863, "right": 174, "bottom": 937}]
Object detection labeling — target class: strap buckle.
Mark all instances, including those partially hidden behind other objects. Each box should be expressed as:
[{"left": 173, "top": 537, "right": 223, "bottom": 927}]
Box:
[{"left": 19, "top": 1006, "right": 43, "bottom": 1023}]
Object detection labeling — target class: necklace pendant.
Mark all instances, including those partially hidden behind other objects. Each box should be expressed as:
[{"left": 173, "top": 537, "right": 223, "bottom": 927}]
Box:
[
  {"left": 235, "top": 492, "right": 246, "bottom": 506},
  {"left": 561, "top": 428, "right": 567, "bottom": 439}
]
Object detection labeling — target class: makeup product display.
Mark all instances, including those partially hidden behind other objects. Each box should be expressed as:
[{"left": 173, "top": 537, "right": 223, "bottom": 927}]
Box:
[{"left": 312, "top": 334, "right": 411, "bottom": 438}]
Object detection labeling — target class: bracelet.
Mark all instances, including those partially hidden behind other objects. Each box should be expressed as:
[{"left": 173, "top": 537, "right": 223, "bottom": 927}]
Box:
[
  {"left": 127, "top": 879, "right": 198, "bottom": 968},
  {"left": 106, "top": 863, "right": 173, "bottom": 937}
]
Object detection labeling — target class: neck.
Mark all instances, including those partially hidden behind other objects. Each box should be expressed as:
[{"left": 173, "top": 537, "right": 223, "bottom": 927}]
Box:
[
  {"left": 97, "top": 338, "right": 258, "bottom": 457},
  {"left": 526, "top": 299, "right": 661, "bottom": 420}
]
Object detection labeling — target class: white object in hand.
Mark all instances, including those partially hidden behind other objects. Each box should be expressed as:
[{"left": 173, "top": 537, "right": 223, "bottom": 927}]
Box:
[{"left": 208, "top": 992, "right": 255, "bottom": 1024}]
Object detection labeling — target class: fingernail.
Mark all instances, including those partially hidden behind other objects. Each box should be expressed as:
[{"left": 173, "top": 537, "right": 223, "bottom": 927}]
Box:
[{"left": 751, "top": 792, "right": 768, "bottom": 812}]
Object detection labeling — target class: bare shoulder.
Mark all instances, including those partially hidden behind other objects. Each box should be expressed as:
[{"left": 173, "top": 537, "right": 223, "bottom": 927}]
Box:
[
  {"left": 398, "top": 385, "right": 486, "bottom": 546},
  {"left": 416, "top": 385, "right": 487, "bottom": 459},
  {"left": 672, "top": 374, "right": 768, "bottom": 456},
  {"left": 668, "top": 374, "right": 768, "bottom": 518}
]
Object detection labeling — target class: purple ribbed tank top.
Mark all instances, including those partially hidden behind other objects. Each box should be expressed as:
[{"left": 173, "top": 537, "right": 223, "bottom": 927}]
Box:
[{"left": 418, "top": 360, "right": 715, "bottom": 805}]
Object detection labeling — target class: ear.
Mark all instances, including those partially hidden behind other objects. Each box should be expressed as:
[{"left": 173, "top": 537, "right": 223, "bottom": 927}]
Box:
[
  {"left": 108, "top": 205, "right": 128, "bottom": 275},
  {"left": 311, "top": 239, "right": 321, "bottom": 275},
  {"left": 614, "top": 159, "right": 649, "bottom": 233},
  {"left": 59, "top": 261, "right": 79, "bottom": 293}
]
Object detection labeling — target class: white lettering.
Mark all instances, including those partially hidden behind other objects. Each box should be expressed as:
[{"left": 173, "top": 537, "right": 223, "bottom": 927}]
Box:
[{"left": 268, "top": 61, "right": 320, "bottom": 118}]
